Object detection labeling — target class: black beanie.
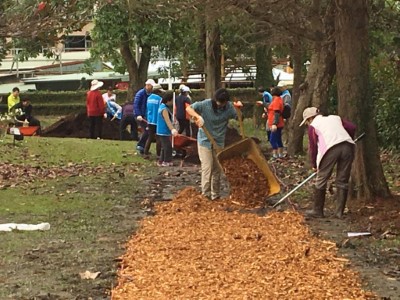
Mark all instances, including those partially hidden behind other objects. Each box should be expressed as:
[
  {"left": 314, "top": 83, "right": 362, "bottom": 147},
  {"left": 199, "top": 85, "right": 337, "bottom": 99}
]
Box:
[{"left": 214, "top": 88, "right": 230, "bottom": 102}]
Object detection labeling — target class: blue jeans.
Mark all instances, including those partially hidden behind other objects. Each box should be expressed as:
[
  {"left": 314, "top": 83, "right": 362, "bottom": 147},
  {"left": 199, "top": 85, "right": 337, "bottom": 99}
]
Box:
[{"left": 269, "top": 128, "right": 283, "bottom": 150}]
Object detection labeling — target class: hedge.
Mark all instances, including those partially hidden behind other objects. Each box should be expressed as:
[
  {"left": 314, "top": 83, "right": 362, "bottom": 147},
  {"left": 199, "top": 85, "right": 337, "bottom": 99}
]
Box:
[{"left": 0, "top": 88, "right": 260, "bottom": 116}]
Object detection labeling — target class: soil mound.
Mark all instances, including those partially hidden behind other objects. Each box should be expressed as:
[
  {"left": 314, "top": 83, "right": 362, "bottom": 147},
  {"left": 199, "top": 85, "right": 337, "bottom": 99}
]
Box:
[
  {"left": 41, "top": 112, "right": 132, "bottom": 140},
  {"left": 41, "top": 113, "right": 247, "bottom": 144}
]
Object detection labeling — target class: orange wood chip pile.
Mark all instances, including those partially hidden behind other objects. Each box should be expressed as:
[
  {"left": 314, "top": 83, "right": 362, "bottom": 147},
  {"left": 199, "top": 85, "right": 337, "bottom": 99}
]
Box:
[
  {"left": 112, "top": 187, "right": 375, "bottom": 299},
  {"left": 221, "top": 157, "right": 270, "bottom": 207}
]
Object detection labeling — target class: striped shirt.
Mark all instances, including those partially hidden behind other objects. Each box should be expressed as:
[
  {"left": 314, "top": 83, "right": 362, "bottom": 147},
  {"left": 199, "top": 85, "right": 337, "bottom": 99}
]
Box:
[{"left": 191, "top": 99, "right": 237, "bottom": 149}]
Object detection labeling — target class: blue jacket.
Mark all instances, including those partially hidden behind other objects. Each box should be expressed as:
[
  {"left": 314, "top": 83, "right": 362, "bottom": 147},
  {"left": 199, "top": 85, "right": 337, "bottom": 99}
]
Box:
[
  {"left": 133, "top": 88, "right": 150, "bottom": 118},
  {"left": 146, "top": 94, "right": 162, "bottom": 125}
]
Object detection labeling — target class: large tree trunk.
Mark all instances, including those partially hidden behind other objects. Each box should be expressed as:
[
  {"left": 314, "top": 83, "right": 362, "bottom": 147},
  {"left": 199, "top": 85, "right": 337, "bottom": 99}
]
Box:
[
  {"left": 205, "top": 16, "right": 221, "bottom": 98},
  {"left": 120, "top": 36, "right": 138, "bottom": 102},
  {"left": 120, "top": 39, "right": 151, "bottom": 102},
  {"left": 138, "top": 44, "right": 151, "bottom": 88},
  {"left": 255, "top": 44, "right": 273, "bottom": 88},
  {"left": 290, "top": 38, "right": 302, "bottom": 115},
  {"left": 287, "top": 3, "right": 336, "bottom": 155},
  {"left": 335, "top": 0, "right": 390, "bottom": 199}
]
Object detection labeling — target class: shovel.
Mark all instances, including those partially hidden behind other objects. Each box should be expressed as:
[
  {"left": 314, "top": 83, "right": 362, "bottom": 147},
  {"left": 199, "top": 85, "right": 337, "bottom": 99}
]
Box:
[{"left": 201, "top": 107, "right": 281, "bottom": 198}]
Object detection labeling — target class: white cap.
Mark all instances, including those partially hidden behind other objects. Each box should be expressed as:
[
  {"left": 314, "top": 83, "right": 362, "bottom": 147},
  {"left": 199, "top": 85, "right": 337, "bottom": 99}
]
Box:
[
  {"left": 181, "top": 85, "right": 191, "bottom": 93},
  {"left": 299, "top": 107, "right": 319, "bottom": 126},
  {"left": 145, "top": 79, "right": 156, "bottom": 86}
]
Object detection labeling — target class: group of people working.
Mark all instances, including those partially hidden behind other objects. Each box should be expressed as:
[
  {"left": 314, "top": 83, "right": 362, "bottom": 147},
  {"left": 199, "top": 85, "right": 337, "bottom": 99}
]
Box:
[
  {"left": 86, "top": 80, "right": 140, "bottom": 141},
  {"left": 87, "top": 78, "right": 357, "bottom": 218}
]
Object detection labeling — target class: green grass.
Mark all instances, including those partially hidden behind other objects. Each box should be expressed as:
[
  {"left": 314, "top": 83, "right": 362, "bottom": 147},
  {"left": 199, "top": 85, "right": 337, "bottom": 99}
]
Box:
[
  {"left": 0, "top": 131, "right": 156, "bottom": 298},
  {"left": 0, "top": 135, "right": 149, "bottom": 166}
]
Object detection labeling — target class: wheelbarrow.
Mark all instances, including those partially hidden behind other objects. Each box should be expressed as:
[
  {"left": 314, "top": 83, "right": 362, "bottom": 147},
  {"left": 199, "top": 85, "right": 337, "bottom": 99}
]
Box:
[
  {"left": 201, "top": 108, "right": 280, "bottom": 197},
  {"left": 172, "top": 134, "right": 197, "bottom": 158}
]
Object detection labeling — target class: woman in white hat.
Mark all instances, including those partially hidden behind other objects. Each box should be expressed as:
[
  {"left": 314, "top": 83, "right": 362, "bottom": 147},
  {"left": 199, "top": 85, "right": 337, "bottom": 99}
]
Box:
[
  {"left": 86, "top": 80, "right": 105, "bottom": 139},
  {"left": 300, "top": 107, "right": 356, "bottom": 218}
]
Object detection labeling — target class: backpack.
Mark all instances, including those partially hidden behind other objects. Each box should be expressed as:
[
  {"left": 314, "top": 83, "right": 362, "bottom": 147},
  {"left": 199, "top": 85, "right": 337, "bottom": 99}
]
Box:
[{"left": 282, "top": 104, "right": 291, "bottom": 119}]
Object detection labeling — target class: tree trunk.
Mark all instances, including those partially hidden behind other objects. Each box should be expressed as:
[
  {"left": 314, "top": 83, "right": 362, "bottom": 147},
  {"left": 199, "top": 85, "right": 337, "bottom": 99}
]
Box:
[
  {"left": 255, "top": 45, "right": 273, "bottom": 89},
  {"left": 287, "top": 3, "right": 336, "bottom": 155},
  {"left": 205, "top": 16, "right": 221, "bottom": 98},
  {"left": 181, "top": 49, "right": 189, "bottom": 83},
  {"left": 120, "top": 39, "right": 151, "bottom": 102},
  {"left": 138, "top": 44, "right": 151, "bottom": 87},
  {"left": 335, "top": 0, "right": 390, "bottom": 199},
  {"left": 120, "top": 36, "right": 138, "bottom": 102},
  {"left": 287, "top": 40, "right": 336, "bottom": 155},
  {"left": 290, "top": 38, "right": 302, "bottom": 115}
]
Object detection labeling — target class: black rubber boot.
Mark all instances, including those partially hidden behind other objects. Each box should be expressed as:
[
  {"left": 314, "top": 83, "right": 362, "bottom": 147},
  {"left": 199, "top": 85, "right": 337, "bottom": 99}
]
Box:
[
  {"left": 335, "top": 188, "right": 348, "bottom": 219},
  {"left": 306, "top": 188, "right": 326, "bottom": 218}
]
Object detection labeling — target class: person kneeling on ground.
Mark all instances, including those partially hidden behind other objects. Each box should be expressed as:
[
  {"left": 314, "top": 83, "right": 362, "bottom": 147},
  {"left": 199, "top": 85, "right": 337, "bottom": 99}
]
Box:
[
  {"left": 185, "top": 88, "right": 243, "bottom": 200},
  {"left": 156, "top": 92, "right": 178, "bottom": 167},
  {"left": 300, "top": 107, "right": 356, "bottom": 218},
  {"left": 120, "top": 101, "right": 138, "bottom": 141},
  {"left": 11, "top": 98, "right": 41, "bottom": 131},
  {"left": 102, "top": 86, "right": 122, "bottom": 121}
]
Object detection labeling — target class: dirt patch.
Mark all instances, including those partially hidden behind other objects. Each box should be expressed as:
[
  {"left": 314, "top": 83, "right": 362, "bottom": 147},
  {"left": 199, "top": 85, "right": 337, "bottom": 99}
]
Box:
[{"left": 41, "top": 112, "right": 133, "bottom": 140}]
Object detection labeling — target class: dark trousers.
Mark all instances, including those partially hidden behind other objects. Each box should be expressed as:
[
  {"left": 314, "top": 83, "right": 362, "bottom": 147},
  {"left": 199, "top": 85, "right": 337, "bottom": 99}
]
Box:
[
  {"left": 315, "top": 142, "right": 355, "bottom": 190},
  {"left": 120, "top": 115, "right": 138, "bottom": 140},
  {"left": 89, "top": 116, "right": 102, "bottom": 139},
  {"left": 269, "top": 128, "right": 283, "bottom": 150},
  {"left": 137, "top": 120, "right": 149, "bottom": 148},
  {"left": 158, "top": 135, "right": 172, "bottom": 163},
  {"left": 144, "top": 124, "right": 161, "bottom": 156},
  {"left": 178, "top": 118, "right": 191, "bottom": 136}
]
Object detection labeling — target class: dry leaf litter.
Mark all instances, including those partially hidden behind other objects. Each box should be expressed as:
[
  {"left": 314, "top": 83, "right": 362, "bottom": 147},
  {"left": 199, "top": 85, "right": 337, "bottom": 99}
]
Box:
[{"left": 112, "top": 185, "right": 375, "bottom": 299}]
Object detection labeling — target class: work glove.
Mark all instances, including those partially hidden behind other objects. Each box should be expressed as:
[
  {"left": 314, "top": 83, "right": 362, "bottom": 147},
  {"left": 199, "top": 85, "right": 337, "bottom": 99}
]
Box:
[
  {"left": 171, "top": 129, "right": 178, "bottom": 137},
  {"left": 196, "top": 116, "right": 204, "bottom": 127},
  {"left": 271, "top": 124, "right": 277, "bottom": 132},
  {"left": 136, "top": 116, "right": 143, "bottom": 122},
  {"left": 233, "top": 100, "right": 243, "bottom": 108}
]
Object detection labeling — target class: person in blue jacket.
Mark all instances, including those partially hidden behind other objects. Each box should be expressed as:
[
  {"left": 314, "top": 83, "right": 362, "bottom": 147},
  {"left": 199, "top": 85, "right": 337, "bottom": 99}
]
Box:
[
  {"left": 143, "top": 84, "right": 165, "bottom": 158},
  {"left": 156, "top": 92, "right": 178, "bottom": 167},
  {"left": 133, "top": 79, "right": 155, "bottom": 154}
]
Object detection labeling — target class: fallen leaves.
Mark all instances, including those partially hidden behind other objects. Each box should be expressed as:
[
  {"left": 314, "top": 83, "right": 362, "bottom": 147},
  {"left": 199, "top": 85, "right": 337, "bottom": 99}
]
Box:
[{"left": 0, "top": 162, "right": 139, "bottom": 189}]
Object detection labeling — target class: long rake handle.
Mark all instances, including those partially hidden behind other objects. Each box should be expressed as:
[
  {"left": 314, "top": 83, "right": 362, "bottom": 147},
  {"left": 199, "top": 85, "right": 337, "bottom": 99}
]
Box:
[{"left": 272, "top": 172, "right": 317, "bottom": 208}]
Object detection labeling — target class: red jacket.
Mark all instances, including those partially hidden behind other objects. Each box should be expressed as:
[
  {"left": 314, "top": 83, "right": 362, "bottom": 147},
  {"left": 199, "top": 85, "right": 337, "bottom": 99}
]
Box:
[{"left": 86, "top": 90, "right": 105, "bottom": 117}]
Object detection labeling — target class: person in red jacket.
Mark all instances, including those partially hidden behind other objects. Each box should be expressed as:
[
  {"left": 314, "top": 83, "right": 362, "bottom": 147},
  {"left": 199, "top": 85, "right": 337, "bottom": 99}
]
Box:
[
  {"left": 86, "top": 80, "right": 105, "bottom": 139},
  {"left": 267, "top": 87, "right": 285, "bottom": 159}
]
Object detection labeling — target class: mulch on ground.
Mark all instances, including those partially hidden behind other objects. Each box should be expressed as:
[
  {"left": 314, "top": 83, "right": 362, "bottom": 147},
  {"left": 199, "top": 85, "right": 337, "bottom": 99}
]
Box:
[{"left": 112, "top": 187, "right": 375, "bottom": 299}]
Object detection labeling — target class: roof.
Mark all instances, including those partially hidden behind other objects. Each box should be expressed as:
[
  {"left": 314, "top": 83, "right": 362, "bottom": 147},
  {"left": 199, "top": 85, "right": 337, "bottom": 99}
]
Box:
[
  {"left": 0, "top": 51, "right": 92, "bottom": 71},
  {"left": 22, "top": 71, "right": 129, "bottom": 83}
]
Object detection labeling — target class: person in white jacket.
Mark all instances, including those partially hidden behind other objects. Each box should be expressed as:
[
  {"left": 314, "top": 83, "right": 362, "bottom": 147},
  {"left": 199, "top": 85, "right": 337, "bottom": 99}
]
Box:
[{"left": 300, "top": 107, "right": 356, "bottom": 218}]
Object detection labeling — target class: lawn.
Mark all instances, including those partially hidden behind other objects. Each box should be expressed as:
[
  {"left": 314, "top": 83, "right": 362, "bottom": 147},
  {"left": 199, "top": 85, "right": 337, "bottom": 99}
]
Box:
[{"left": 0, "top": 134, "right": 154, "bottom": 299}]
